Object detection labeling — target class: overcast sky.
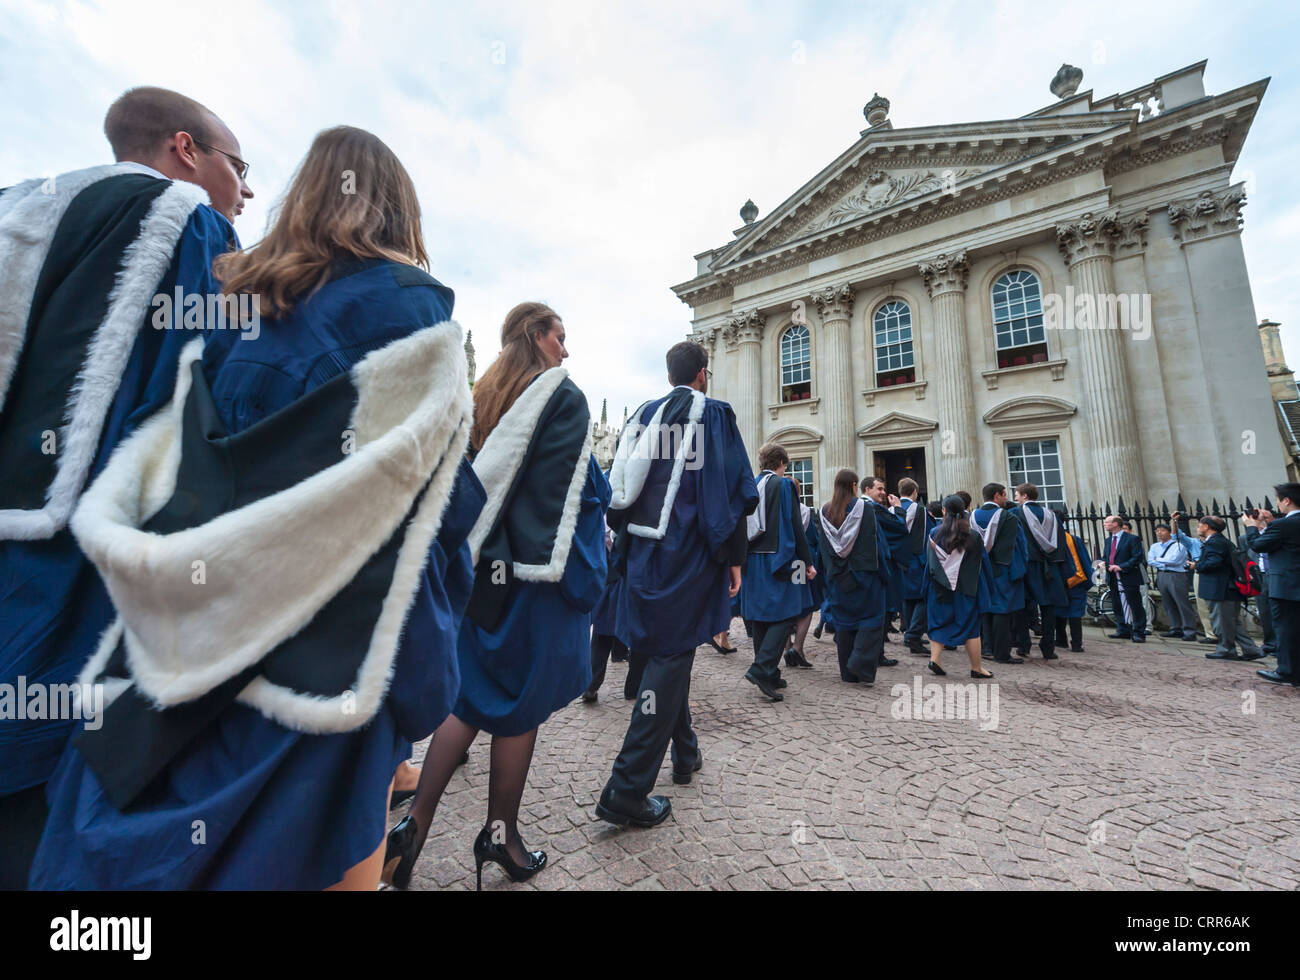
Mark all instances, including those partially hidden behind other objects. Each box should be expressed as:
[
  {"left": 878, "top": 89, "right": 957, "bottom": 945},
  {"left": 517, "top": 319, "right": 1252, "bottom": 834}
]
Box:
[{"left": 2, "top": 0, "right": 1296, "bottom": 424}]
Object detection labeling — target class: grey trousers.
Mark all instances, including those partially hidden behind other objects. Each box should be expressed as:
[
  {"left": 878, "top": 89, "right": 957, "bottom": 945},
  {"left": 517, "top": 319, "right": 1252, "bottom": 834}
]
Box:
[
  {"left": 1208, "top": 598, "right": 1262, "bottom": 657},
  {"left": 1156, "top": 570, "right": 1197, "bottom": 636}
]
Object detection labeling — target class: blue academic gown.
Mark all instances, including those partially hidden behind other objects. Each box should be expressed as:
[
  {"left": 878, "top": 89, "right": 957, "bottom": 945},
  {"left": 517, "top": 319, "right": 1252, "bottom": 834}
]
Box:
[
  {"left": 971, "top": 503, "right": 1027, "bottom": 613},
  {"left": 0, "top": 204, "right": 235, "bottom": 799},
  {"left": 741, "top": 474, "right": 813, "bottom": 624},
  {"left": 871, "top": 499, "right": 908, "bottom": 614},
  {"left": 1054, "top": 532, "right": 1093, "bottom": 619},
  {"left": 613, "top": 392, "right": 757, "bottom": 658},
  {"left": 925, "top": 529, "right": 994, "bottom": 645},
  {"left": 454, "top": 454, "right": 610, "bottom": 736},
  {"left": 30, "top": 258, "right": 484, "bottom": 890},
  {"left": 802, "top": 506, "right": 826, "bottom": 615},
  {"left": 821, "top": 505, "right": 893, "bottom": 631},
  {"left": 896, "top": 499, "right": 933, "bottom": 601},
  {"left": 1013, "top": 503, "right": 1069, "bottom": 609}
]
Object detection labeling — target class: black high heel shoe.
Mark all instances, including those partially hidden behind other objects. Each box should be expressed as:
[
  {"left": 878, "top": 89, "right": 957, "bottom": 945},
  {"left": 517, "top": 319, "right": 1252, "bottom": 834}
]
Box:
[
  {"left": 473, "top": 826, "right": 546, "bottom": 891},
  {"left": 383, "top": 815, "right": 422, "bottom": 890},
  {"left": 971, "top": 668, "right": 994, "bottom": 679},
  {"left": 927, "top": 661, "right": 946, "bottom": 676}
]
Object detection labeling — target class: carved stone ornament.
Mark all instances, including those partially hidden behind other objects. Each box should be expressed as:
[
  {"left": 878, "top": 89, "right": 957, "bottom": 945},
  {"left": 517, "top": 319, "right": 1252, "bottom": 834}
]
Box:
[
  {"left": 726, "top": 308, "right": 766, "bottom": 345},
  {"left": 1050, "top": 64, "right": 1083, "bottom": 100},
  {"left": 863, "top": 92, "right": 890, "bottom": 127},
  {"left": 1055, "top": 208, "right": 1122, "bottom": 265},
  {"left": 917, "top": 250, "right": 970, "bottom": 297},
  {"left": 1167, "top": 187, "right": 1247, "bottom": 244},
  {"left": 811, "top": 168, "right": 982, "bottom": 234},
  {"left": 813, "top": 283, "right": 855, "bottom": 321}
]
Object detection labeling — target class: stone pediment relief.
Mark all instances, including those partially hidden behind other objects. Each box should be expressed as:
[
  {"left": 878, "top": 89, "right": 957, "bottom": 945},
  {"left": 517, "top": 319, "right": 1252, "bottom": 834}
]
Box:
[
  {"left": 856, "top": 411, "right": 939, "bottom": 439},
  {"left": 983, "top": 395, "right": 1077, "bottom": 428},
  {"left": 768, "top": 424, "right": 824, "bottom": 445},
  {"left": 798, "top": 167, "right": 986, "bottom": 239}
]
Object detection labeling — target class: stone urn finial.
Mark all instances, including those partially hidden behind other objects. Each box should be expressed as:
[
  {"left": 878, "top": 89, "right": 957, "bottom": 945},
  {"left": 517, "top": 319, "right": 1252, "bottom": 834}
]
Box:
[
  {"left": 740, "top": 199, "right": 759, "bottom": 225},
  {"left": 1050, "top": 64, "right": 1083, "bottom": 99},
  {"left": 864, "top": 93, "right": 890, "bottom": 128}
]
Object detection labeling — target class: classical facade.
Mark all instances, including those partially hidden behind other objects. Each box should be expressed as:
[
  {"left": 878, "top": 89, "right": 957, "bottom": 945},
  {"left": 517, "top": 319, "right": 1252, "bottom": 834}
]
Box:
[{"left": 672, "top": 61, "right": 1285, "bottom": 509}]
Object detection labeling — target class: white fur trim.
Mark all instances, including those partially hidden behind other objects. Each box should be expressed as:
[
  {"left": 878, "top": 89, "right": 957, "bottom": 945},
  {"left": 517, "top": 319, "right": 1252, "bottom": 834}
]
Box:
[
  {"left": 71, "top": 321, "right": 472, "bottom": 732},
  {"left": 607, "top": 389, "right": 705, "bottom": 540},
  {"left": 0, "top": 172, "right": 210, "bottom": 541},
  {"left": 466, "top": 367, "right": 591, "bottom": 582}
]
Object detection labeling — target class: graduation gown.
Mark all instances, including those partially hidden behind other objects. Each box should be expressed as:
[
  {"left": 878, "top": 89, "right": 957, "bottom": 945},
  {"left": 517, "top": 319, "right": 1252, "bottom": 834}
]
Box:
[
  {"left": 801, "top": 504, "right": 826, "bottom": 614},
  {"left": 925, "top": 529, "right": 994, "bottom": 645},
  {"left": 870, "top": 499, "right": 908, "bottom": 613},
  {"left": 896, "top": 498, "right": 934, "bottom": 601},
  {"left": 0, "top": 165, "right": 236, "bottom": 797},
  {"left": 31, "top": 258, "right": 481, "bottom": 890},
  {"left": 740, "top": 472, "right": 813, "bottom": 624},
  {"left": 971, "top": 503, "right": 1027, "bottom": 614},
  {"left": 1054, "top": 531, "right": 1093, "bottom": 619},
  {"left": 608, "top": 386, "right": 757, "bottom": 657},
  {"left": 1014, "top": 502, "right": 1069, "bottom": 608},
  {"left": 820, "top": 499, "right": 892, "bottom": 631},
  {"left": 454, "top": 369, "right": 609, "bottom": 736}
]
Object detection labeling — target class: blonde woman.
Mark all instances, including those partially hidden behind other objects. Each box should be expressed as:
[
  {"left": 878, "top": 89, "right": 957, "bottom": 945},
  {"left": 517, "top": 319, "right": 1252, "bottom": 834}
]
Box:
[{"left": 31, "top": 126, "right": 481, "bottom": 890}]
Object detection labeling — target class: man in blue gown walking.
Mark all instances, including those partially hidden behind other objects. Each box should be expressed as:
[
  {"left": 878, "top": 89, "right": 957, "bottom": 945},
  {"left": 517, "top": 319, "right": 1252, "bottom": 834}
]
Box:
[{"left": 597, "top": 341, "right": 757, "bottom": 827}]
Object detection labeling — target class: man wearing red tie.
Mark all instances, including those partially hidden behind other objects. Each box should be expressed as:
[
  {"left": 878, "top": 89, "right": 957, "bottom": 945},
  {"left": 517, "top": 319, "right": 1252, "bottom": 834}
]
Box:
[{"left": 1103, "top": 515, "right": 1147, "bottom": 642}]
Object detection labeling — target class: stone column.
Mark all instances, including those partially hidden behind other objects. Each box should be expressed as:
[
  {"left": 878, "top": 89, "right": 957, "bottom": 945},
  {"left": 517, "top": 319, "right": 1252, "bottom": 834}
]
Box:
[
  {"left": 813, "top": 283, "right": 856, "bottom": 490},
  {"left": 918, "top": 250, "right": 979, "bottom": 495},
  {"left": 727, "top": 309, "right": 765, "bottom": 467},
  {"left": 1057, "top": 209, "right": 1146, "bottom": 508}
]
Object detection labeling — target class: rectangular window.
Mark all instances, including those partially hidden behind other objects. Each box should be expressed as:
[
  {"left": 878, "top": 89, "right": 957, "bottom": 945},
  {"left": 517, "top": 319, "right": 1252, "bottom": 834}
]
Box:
[
  {"left": 789, "top": 458, "right": 814, "bottom": 507},
  {"left": 1005, "top": 439, "right": 1064, "bottom": 507}
]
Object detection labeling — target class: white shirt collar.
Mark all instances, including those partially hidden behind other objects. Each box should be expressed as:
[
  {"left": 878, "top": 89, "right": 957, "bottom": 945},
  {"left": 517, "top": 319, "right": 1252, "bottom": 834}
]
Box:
[{"left": 117, "top": 161, "right": 170, "bottom": 181}]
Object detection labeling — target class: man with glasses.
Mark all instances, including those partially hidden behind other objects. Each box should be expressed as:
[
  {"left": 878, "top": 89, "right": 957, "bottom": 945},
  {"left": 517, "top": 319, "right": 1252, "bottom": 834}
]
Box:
[{"left": 0, "top": 86, "right": 252, "bottom": 888}]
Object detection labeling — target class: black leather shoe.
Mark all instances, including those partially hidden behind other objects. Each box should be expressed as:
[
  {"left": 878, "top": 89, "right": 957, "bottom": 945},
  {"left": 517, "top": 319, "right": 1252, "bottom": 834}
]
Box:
[
  {"left": 1206, "top": 651, "right": 1238, "bottom": 660},
  {"left": 927, "top": 660, "right": 946, "bottom": 676},
  {"left": 1162, "top": 630, "right": 1180, "bottom": 637},
  {"left": 1239, "top": 651, "right": 1263, "bottom": 661},
  {"left": 1256, "top": 668, "right": 1293, "bottom": 684},
  {"left": 1182, "top": 634, "right": 1198, "bottom": 642},
  {"left": 580, "top": 687, "right": 598, "bottom": 703},
  {"left": 745, "top": 672, "right": 784, "bottom": 701},
  {"left": 1131, "top": 636, "right": 1145, "bottom": 643},
  {"left": 906, "top": 642, "right": 929, "bottom": 656},
  {"left": 473, "top": 825, "right": 546, "bottom": 890},
  {"left": 993, "top": 656, "right": 1025, "bottom": 664},
  {"left": 672, "top": 754, "right": 703, "bottom": 785},
  {"left": 773, "top": 676, "right": 788, "bottom": 689},
  {"left": 1042, "top": 651, "right": 1059, "bottom": 660},
  {"left": 785, "top": 648, "right": 813, "bottom": 668},
  {"left": 1107, "top": 632, "right": 1131, "bottom": 640},
  {"left": 1196, "top": 637, "right": 1218, "bottom": 645},
  {"left": 879, "top": 657, "right": 899, "bottom": 667},
  {"left": 706, "top": 638, "right": 737, "bottom": 655},
  {"left": 595, "top": 788, "right": 673, "bottom": 828},
  {"left": 1070, "top": 645, "right": 1085, "bottom": 653},
  {"left": 971, "top": 669, "right": 994, "bottom": 679}
]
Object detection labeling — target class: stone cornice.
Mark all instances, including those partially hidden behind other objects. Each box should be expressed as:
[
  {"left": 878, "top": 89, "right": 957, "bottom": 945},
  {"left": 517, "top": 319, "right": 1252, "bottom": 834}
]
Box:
[
  {"left": 1167, "top": 185, "right": 1247, "bottom": 245},
  {"left": 813, "top": 283, "right": 855, "bottom": 321},
  {"left": 918, "top": 250, "right": 970, "bottom": 297}
]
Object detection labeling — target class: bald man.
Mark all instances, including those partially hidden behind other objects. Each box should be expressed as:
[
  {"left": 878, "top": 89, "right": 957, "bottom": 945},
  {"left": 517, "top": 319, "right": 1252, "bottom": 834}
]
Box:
[{"left": 0, "top": 86, "right": 251, "bottom": 888}]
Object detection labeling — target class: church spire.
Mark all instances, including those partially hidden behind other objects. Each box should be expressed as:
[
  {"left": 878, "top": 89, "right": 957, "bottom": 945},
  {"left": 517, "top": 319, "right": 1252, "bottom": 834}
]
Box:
[
  {"left": 464, "top": 330, "right": 476, "bottom": 388},
  {"left": 600, "top": 398, "right": 608, "bottom": 426}
]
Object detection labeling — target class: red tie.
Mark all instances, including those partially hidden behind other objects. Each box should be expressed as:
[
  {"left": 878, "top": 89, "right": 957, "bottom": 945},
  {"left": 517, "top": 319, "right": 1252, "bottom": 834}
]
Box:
[{"left": 1109, "top": 535, "right": 1118, "bottom": 564}]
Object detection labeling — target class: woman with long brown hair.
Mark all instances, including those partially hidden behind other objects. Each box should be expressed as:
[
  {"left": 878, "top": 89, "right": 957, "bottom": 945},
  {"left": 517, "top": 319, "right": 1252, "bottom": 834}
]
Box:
[
  {"left": 817, "top": 468, "right": 892, "bottom": 685},
  {"left": 384, "top": 301, "right": 610, "bottom": 890},
  {"left": 925, "top": 495, "right": 995, "bottom": 678},
  {"left": 30, "top": 126, "right": 482, "bottom": 890}
]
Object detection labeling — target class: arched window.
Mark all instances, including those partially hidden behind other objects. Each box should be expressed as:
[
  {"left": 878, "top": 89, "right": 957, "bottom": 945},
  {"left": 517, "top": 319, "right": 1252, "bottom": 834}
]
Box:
[
  {"left": 991, "top": 270, "right": 1047, "bottom": 369},
  {"left": 873, "top": 300, "right": 915, "bottom": 387},
  {"left": 780, "top": 324, "right": 811, "bottom": 402}
]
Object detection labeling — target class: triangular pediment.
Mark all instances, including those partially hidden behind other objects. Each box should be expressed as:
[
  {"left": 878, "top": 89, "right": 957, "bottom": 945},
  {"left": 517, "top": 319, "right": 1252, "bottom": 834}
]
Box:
[
  {"left": 714, "top": 112, "right": 1135, "bottom": 268},
  {"left": 857, "top": 411, "right": 938, "bottom": 439}
]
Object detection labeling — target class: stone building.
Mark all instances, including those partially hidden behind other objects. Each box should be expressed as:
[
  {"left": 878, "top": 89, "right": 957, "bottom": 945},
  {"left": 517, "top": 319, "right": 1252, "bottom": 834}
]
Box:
[
  {"left": 672, "top": 60, "right": 1285, "bottom": 509},
  {"left": 1260, "top": 318, "right": 1300, "bottom": 482}
]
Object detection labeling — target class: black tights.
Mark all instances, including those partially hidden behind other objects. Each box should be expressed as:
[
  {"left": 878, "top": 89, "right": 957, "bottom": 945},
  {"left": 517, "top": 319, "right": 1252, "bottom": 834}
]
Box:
[{"left": 406, "top": 714, "right": 539, "bottom": 866}]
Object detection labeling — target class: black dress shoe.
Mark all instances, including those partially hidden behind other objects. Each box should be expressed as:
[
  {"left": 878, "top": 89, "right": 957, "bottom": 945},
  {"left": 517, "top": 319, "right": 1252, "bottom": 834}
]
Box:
[
  {"left": 1107, "top": 632, "right": 1131, "bottom": 640},
  {"left": 1205, "top": 651, "right": 1238, "bottom": 660},
  {"left": 671, "top": 754, "right": 703, "bottom": 785},
  {"left": 772, "top": 676, "right": 788, "bottom": 689},
  {"left": 993, "top": 656, "right": 1025, "bottom": 664},
  {"left": 595, "top": 787, "right": 673, "bottom": 828},
  {"left": 1042, "top": 651, "right": 1059, "bottom": 660},
  {"left": 1239, "top": 651, "right": 1263, "bottom": 661},
  {"left": 906, "top": 642, "right": 929, "bottom": 656},
  {"left": 1182, "top": 634, "right": 1198, "bottom": 642},
  {"left": 971, "top": 669, "right": 994, "bottom": 679},
  {"left": 1162, "top": 630, "right": 1180, "bottom": 638},
  {"left": 1070, "top": 645, "right": 1085, "bottom": 653},
  {"left": 927, "top": 661, "right": 946, "bottom": 676},
  {"left": 839, "top": 672, "right": 860, "bottom": 683},
  {"left": 1015, "top": 648, "right": 1031, "bottom": 658},
  {"left": 706, "top": 638, "right": 737, "bottom": 655},
  {"left": 879, "top": 657, "right": 899, "bottom": 667},
  {"left": 1196, "top": 637, "right": 1218, "bottom": 645},
  {"left": 580, "top": 687, "right": 598, "bottom": 703},
  {"left": 1256, "top": 668, "right": 1293, "bottom": 684},
  {"left": 745, "top": 672, "right": 784, "bottom": 701}
]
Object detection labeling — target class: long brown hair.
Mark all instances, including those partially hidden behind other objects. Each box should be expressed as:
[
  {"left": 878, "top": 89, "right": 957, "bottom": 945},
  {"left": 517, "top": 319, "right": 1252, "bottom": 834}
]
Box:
[
  {"left": 823, "top": 468, "right": 858, "bottom": 528},
  {"left": 936, "top": 494, "right": 974, "bottom": 552},
  {"left": 213, "top": 126, "right": 428, "bottom": 317},
  {"left": 471, "top": 302, "right": 561, "bottom": 451}
]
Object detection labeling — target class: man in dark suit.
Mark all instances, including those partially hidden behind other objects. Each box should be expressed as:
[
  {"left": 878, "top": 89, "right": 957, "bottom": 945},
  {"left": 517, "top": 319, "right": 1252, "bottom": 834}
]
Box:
[
  {"left": 1245, "top": 483, "right": 1300, "bottom": 685},
  {"left": 1103, "top": 514, "right": 1147, "bottom": 642}
]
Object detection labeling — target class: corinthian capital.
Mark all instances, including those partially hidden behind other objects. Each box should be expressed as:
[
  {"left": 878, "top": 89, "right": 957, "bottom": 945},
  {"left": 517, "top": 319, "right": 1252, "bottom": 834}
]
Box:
[
  {"left": 1055, "top": 209, "right": 1121, "bottom": 265},
  {"left": 917, "top": 250, "right": 970, "bottom": 297},
  {"left": 726, "top": 308, "right": 766, "bottom": 346},
  {"left": 813, "top": 283, "right": 855, "bottom": 322},
  {"left": 1167, "top": 185, "right": 1247, "bottom": 244},
  {"left": 689, "top": 324, "right": 718, "bottom": 356}
]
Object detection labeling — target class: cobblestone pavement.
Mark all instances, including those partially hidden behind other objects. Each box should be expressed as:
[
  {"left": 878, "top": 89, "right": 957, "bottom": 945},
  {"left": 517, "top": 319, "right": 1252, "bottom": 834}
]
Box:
[{"left": 394, "top": 623, "right": 1300, "bottom": 891}]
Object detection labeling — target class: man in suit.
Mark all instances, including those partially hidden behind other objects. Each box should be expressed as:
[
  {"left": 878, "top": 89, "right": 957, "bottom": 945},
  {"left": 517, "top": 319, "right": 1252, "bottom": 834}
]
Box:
[
  {"left": 1193, "top": 516, "right": 1263, "bottom": 661},
  {"left": 1245, "top": 483, "right": 1300, "bottom": 685},
  {"left": 1103, "top": 515, "right": 1147, "bottom": 643},
  {"left": 863, "top": 477, "right": 906, "bottom": 666}
]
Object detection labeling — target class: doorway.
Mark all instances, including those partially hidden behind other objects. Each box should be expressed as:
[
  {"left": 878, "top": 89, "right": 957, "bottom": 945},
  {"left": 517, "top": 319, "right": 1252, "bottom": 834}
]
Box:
[{"left": 873, "top": 448, "right": 928, "bottom": 501}]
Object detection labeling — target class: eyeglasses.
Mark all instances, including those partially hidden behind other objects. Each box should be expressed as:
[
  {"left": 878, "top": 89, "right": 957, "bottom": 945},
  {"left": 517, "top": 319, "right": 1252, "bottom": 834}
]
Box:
[{"left": 193, "top": 139, "right": 250, "bottom": 181}]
